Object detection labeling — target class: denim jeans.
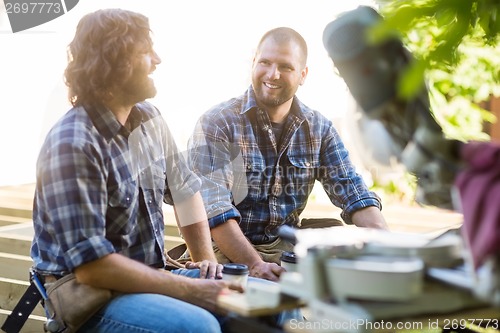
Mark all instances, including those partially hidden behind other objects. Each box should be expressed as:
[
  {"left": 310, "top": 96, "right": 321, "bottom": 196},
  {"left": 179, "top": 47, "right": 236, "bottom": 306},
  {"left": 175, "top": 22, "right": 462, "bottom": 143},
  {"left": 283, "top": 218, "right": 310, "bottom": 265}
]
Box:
[{"left": 78, "top": 268, "right": 301, "bottom": 333}]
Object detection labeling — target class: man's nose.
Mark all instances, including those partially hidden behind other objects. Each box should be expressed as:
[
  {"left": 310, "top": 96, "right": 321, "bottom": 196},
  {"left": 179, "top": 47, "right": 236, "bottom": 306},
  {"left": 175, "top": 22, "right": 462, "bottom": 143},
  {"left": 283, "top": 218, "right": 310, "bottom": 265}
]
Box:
[
  {"left": 153, "top": 51, "right": 162, "bottom": 65},
  {"left": 267, "top": 65, "right": 280, "bottom": 80}
]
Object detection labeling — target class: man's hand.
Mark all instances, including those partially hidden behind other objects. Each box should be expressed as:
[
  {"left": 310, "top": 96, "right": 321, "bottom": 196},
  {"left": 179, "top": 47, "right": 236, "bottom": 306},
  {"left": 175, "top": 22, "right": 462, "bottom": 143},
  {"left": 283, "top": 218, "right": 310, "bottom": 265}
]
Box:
[
  {"left": 249, "top": 261, "right": 285, "bottom": 282},
  {"left": 185, "top": 279, "right": 244, "bottom": 314},
  {"left": 352, "top": 206, "right": 389, "bottom": 230},
  {"left": 184, "top": 260, "right": 223, "bottom": 279},
  {"left": 212, "top": 220, "right": 286, "bottom": 281}
]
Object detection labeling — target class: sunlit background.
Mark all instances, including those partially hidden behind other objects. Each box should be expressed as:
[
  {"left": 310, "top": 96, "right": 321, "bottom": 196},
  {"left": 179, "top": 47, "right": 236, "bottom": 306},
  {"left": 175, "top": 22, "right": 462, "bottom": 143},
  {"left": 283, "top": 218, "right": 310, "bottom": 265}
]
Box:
[{"left": 0, "top": 0, "right": 378, "bottom": 186}]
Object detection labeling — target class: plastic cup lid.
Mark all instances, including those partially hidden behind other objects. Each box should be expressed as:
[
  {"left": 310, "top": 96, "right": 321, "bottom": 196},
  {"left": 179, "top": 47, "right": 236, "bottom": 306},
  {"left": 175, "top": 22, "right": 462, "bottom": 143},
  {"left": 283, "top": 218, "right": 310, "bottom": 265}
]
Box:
[
  {"left": 281, "top": 251, "right": 298, "bottom": 263},
  {"left": 222, "top": 263, "right": 249, "bottom": 275}
]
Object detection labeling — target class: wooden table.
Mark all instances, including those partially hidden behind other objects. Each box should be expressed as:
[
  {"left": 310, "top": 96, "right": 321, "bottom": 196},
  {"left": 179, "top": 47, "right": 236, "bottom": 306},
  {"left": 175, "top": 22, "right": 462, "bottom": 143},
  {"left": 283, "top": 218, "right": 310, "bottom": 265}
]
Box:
[
  {"left": 217, "top": 284, "right": 499, "bottom": 333},
  {"left": 217, "top": 290, "right": 304, "bottom": 317}
]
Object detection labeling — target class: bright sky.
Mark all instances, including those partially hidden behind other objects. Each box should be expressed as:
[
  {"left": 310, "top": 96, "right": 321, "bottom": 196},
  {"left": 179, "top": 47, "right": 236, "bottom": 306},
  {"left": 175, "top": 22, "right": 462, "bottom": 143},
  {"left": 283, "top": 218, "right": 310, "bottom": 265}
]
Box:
[{"left": 0, "top": 0, "right": 376, "bottom": 186}]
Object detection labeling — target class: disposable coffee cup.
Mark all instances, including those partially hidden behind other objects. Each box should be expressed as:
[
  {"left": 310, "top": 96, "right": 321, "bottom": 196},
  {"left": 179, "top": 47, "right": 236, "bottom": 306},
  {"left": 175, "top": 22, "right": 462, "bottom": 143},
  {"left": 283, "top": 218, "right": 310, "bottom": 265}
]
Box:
[
  {"left": 222, "top": 263, "right": 249, "bottom": 287},
  {"left": 280, "top": 251, "right": 298, "bottom": 272}
]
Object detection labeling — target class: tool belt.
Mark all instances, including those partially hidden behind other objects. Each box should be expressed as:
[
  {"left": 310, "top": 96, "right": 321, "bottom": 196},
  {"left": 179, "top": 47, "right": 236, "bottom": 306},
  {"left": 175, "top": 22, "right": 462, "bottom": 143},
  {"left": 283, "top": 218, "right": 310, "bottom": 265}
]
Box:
[
  {"left": 1, "top": 270, "right": 44, "bottom": 333},
  {"left": 1, "top": 270, "right": 113, "bottom": 333}
]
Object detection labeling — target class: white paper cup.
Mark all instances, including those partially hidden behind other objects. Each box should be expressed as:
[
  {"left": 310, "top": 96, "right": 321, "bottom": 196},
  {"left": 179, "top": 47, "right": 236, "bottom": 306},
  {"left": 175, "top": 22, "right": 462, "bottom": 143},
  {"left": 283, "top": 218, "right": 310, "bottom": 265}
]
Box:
[{"left": 222, "top": 263, "right": 249, "bottom": 287}]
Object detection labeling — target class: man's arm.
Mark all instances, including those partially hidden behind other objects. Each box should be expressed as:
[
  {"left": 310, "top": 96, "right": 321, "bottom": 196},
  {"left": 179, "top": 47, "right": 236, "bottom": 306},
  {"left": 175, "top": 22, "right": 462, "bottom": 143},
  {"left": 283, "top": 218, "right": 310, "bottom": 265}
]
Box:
[
  {"left": 187, "top": 115, "right": 284, "bottom": 280},
  {"left": 74, "top": 253, "right": 241, "bottom": 312},
  {"left": 351, "top": 206, "right": 389, "bottom": 230},
  {"left": 173, "top": 192, "right": 222, "bottom": 279},
  {"left": 211, "top": 219, "right": 284, "bottom": 282}
]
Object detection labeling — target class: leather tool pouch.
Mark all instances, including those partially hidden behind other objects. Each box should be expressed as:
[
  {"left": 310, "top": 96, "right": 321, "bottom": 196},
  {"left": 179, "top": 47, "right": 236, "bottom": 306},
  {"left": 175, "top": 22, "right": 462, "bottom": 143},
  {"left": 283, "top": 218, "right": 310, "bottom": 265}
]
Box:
[{"left": 45, "top": 273, "right": 113, "bottom": 333}]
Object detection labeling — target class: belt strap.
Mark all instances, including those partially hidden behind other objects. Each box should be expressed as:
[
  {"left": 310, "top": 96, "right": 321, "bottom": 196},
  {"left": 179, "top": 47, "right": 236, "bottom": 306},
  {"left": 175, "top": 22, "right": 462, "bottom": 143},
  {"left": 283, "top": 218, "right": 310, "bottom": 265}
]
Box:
[{"left": 1, "top": 282, "right": 42, "bottom": 333}]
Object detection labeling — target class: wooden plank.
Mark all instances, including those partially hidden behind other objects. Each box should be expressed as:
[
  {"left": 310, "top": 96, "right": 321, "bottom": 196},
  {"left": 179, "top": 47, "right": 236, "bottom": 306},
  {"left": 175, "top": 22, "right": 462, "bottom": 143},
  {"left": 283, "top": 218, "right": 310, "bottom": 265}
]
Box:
[
  {"left": 0, "top": 184, "right": 34, "bottom": 219},
  {"left": 0, "top": 309, "right": 45, "bottom": 333},
  {"left": 217, "top": 290, "right": 303, "bottom": 317},
  {"left": 0, "top": 234, "right": 183, "bottom": 256},
  {"left": 164, "top": 235, "right": 185, "bottom": 252},
  {"left": 0, "top": 277, "right": 45, "bottom": 317},
  {"left": 165, "top": 223, "right": 181, "bottom": 238},
  {"left": 0, "top": 234, "right": 32, "bottom": 256},
  {"left": 0, "top": 214, "right": 31, "bottom": 227},
  {"left": 0, "top": 252, "right": 32, "bottom": 281},
  {"left": 0, "top": 196, "right": 33, "bottom": 208},
  {"left": 0, "top": 224, "right": 34, "bottom": 236},
  {"left": 0, "top": 205, "right": 31, "bottom": 219},
  {"left": 0, "top": 183, "right": 35, "bottom": 197},
  {"left": 0, "top": 221, "right": 179, "bottom": 238}
]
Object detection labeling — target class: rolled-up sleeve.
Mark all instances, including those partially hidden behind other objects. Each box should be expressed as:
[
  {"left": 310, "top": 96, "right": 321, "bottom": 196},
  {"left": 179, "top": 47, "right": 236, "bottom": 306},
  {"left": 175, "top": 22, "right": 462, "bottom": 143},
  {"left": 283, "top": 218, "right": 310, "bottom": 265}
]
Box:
[
  {"left": 187, "top": 117, "right": 243, "bottom": 228},
  {"left": 318, "top": 122, "right": 382, "bottom": 224},
  {"left": 33, "top": 138, "right": 116, "bottom": 272}
]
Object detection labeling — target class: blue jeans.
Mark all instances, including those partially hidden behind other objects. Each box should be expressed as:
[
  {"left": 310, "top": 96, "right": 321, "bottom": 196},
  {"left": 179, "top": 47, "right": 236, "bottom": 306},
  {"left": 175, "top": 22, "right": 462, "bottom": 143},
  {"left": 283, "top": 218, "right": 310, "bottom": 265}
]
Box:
[{"left": 78, "top": 268, "right": 301, "bottom": 333}]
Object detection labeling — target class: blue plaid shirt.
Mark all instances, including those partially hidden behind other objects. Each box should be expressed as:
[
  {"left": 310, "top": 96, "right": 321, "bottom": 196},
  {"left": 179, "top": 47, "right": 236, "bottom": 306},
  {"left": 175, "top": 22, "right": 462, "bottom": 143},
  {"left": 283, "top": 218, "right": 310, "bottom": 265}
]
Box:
[
  {"left": 188, "top": 86, "right": 381, "bottom": 244},
  {"left": 31, "top": 102, "right": 201, "bottom": 275}
]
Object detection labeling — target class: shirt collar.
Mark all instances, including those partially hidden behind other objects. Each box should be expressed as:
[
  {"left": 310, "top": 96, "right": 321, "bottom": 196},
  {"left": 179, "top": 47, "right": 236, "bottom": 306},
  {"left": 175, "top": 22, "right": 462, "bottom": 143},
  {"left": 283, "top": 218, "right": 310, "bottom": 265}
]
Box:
[
  {"left": 241, "top": 86, "right": 259, "bottom": 114},
  {"left": 242, "top": 85, "right": 306, "bottom": 121},
  {"left": 85, "top": 103, "right": 143, "bottom": 141}
]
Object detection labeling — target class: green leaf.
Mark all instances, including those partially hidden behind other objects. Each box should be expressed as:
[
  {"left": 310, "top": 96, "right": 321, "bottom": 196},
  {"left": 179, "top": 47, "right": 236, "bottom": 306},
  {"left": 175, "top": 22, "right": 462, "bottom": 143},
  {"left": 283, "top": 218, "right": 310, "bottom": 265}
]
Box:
[{"left": 398, "top": 60, "right": 427, "bottom": 98}]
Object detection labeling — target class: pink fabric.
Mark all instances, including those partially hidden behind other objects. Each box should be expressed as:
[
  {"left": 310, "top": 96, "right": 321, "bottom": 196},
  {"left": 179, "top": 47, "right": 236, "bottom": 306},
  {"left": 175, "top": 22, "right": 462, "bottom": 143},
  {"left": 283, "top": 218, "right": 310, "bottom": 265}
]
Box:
[{"left": 454, "top": 141, "right": 500, "bottom": 268}]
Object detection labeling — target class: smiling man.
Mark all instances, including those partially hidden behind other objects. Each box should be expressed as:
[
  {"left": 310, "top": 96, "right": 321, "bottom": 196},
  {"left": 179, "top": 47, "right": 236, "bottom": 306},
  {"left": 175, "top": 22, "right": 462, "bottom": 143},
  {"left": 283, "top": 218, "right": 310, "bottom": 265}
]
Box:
[
  {"left": 28, "top": 8, "right": 245, "bottom": 333},
  {"left": 188, "top": 27, "right": 388, "bottom": 282}
]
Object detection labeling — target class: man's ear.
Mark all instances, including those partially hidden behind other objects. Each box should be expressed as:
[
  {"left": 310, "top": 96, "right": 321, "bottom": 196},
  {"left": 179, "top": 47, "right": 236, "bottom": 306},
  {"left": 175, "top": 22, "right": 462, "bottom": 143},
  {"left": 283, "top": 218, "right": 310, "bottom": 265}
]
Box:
[
  {"left": 251, "top": 56, "right": 257, "bottom": 69},
  {"left": 300, "top": 66, "right": 309, "bottom": 85}
]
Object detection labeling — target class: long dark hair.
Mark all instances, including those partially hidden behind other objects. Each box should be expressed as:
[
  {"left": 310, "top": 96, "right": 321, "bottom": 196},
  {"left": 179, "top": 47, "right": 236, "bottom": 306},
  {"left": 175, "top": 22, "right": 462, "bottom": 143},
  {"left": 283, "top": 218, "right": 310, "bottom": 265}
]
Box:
[{"left": 64, "top": 8, "right": 152, "bottom": 107}]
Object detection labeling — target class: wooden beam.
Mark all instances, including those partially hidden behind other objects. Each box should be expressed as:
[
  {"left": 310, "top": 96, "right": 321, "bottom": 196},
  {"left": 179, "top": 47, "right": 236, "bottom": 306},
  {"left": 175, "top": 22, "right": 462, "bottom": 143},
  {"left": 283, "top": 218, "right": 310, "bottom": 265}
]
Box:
[
  {"left": 0, "top": 277, "right": 45, "bottom": 317},
  {"left": 0, "top": 184, "right": 35, "bottom": 199},
  {"left": 0, "top": 252, "right": 32, "bottom": 281},
  {"left": 0, "top": 234, "right": 32, "bottom": 256},
  {"left": 0, "top": 309, "right": 45, "bottom": 333},
  {"left": 0, "top": 234, "right": 183, "bottom": 257},
  {"left": 0, "top": 205, "right": 31, "bottom": 219},
  {"left": 0, "top": 214, "right": 31, "bottom": 227},
  {"left": 164, "top": 236, "right": 185, "bottom": 252}
]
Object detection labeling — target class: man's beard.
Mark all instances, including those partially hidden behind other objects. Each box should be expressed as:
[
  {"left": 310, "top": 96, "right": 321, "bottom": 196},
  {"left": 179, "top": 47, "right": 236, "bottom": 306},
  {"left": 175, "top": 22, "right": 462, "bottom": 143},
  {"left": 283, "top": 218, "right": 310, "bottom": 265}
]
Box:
[
  {"left": 253, "top": 82, "right": 294, "bottom": 108},
  {"left": 121, "top": 76, "right": 157, "bottom": 105}
]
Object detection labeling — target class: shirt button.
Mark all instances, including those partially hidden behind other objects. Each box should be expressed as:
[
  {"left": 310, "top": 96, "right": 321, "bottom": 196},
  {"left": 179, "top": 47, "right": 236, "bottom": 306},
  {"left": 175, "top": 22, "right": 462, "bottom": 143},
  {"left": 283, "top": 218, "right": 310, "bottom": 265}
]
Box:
[
  {"left": 247, "top": 164, "right": 252, "bottom": 169},
  {"left": 148, "top": 199, "right": 152, "bottom": 204},
  {"left": 272, "top": 184, "right": 281, "bottom": 195},
  {"left": 126, "top": 197, "right": 130, "bottom": 202},
  {"left": 305, "top": 161, "right": 311, "bottom": 167}
]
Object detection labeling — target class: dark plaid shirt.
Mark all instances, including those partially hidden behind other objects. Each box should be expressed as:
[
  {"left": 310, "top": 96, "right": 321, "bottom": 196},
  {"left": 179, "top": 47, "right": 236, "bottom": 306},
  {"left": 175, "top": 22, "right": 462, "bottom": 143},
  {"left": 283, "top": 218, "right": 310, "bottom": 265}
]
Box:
[
  {"left": 188, "top": 86, "right": 381, "bottom": 244},
  {"left": 31, "top": 102, "right": 200, "bottom": 275}
]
